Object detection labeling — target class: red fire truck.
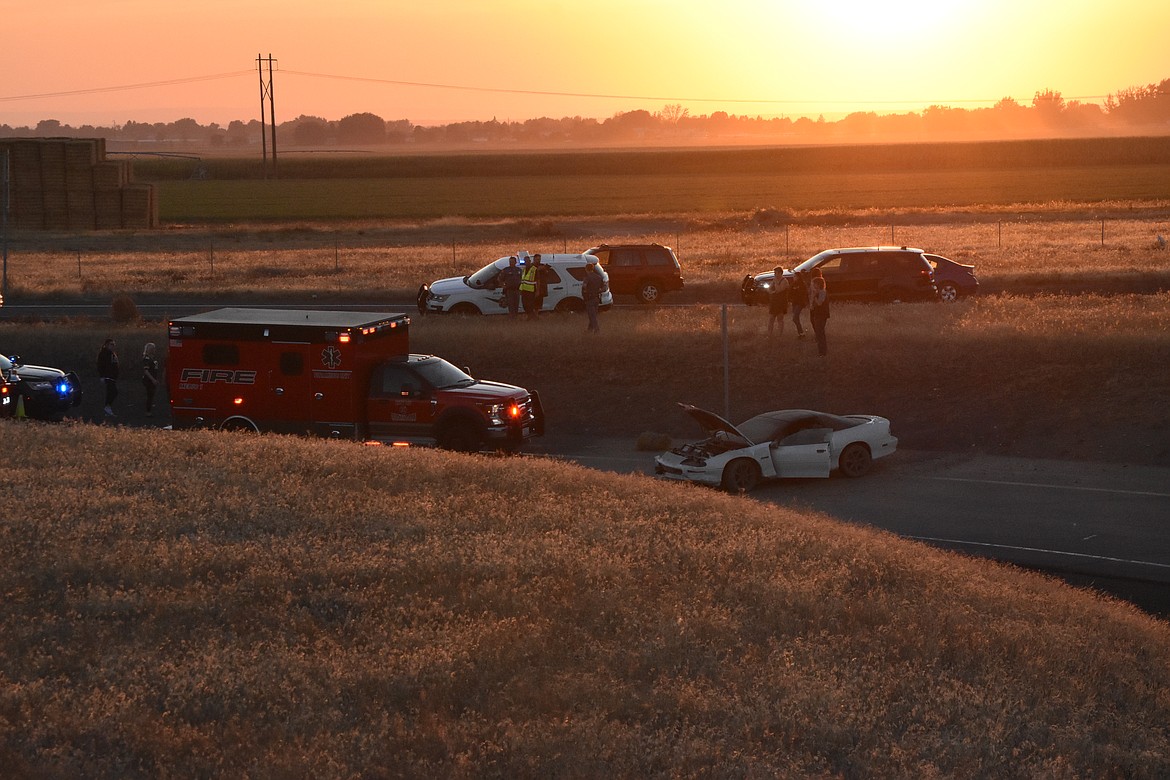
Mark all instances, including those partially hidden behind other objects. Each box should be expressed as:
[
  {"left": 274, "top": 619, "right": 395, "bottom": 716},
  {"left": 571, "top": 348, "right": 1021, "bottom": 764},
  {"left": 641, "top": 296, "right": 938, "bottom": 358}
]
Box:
[{"left": 167, "top": 308, "right": 544, "bottom": 451}]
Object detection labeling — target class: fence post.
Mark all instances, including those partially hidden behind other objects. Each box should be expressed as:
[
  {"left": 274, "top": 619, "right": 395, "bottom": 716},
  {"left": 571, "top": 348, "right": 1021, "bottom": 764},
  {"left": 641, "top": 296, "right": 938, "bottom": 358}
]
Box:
[
  {"left": 998, "top": 222, "right": 1002, "bottom": 250},
  {"left": 77, "top": 248, "right": 81, "bottom": 279},
  {"left": 1101, "top": 219, "right": 1105, "bottom": 247},
  {"left": 210, "top": 240, "right": 214, "bottom": 276},
  {"left": 722, "top": 304, "right": 730, "bottom": 422}
]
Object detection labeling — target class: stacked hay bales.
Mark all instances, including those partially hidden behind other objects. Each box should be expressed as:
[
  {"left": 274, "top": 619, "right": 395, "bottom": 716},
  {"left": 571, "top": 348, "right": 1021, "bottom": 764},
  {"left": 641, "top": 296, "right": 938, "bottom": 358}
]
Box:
[{"left": 0, "top": 138, "right": 158, "bottom": 230}]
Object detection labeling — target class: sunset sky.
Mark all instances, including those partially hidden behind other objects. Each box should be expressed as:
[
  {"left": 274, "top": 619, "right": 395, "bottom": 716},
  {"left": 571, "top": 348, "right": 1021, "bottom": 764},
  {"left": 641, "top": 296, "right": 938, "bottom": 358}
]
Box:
[{"left": 4, "top": 0, "right": 1167, "bottom": 128}]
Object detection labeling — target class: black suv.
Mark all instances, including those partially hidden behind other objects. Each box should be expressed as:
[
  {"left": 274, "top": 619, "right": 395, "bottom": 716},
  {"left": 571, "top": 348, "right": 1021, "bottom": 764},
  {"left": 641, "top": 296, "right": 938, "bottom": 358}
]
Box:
[
  {"left": 0, "top": 354, "right": 84, "bottom": 421},
  {"left": 584, "top": 244, "right": 684, "bottom": 304},
  {"left": 742, "top": 246, "right": 938, "bottom": 305}
]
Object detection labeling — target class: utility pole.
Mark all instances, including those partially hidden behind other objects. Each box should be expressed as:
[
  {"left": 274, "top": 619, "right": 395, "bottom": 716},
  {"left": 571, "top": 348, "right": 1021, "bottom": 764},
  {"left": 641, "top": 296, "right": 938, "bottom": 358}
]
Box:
[
  {"left": 257, "top": 53, "right": 277, "bottom": 178},
  {"left": 2, "top": 149, "right": 8, "bottom": 301}
]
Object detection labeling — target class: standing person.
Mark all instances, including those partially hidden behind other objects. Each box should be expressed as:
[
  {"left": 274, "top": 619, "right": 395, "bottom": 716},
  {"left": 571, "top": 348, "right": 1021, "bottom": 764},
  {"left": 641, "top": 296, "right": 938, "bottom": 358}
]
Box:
[
  {"left": 532, "top": 254, "right": 550, "bottom": 314},
  {"left": 583, "top": 258, "right": 604, "bottom": 333},
  {"left": 519, "top": 257, "right": 540, "bottom": 320},
  {"left": 810, "top": 275, "right": 830, "bottom": 357},
  {"left": 767, "top": 265, "right": 789, "bottom": 337},
  {"left": 142, "top": 342, "right": 160, "bottom": 417},
  {"left": 789, "top": 271, "right": 809, "bottom": 339},
  {"left": 499, "top": 256, "right": 523, "bottom": 317},
  {"left": 97, "top": 337, "right": 119, "bottom": 416}
]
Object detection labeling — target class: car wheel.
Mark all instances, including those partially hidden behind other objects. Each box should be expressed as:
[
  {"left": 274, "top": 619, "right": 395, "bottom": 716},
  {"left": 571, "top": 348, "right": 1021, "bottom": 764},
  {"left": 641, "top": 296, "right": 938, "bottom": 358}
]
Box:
[
  {"left": 439, "top": 421, "right": 482, "bottom": 453},
  {"left": 938, "top": 281, "right": 960, "bottom": 302},
  {"left": 636, "top": 280, "right": 662, "bottom": 304},
  {"left": 555, "top": 297, "right": 584, "bottom": 313},
  {"left": 838, "top": 443, "right": 872, "bottom": 478},
  {"left": 449, "top": 302, "right": 481, "bottom": 316},
  {"left": 221, "top": 418, "right": 259, "bottom": 433},
  {"left": 721, "top": 459, "right": 761, "bottom": 494}
]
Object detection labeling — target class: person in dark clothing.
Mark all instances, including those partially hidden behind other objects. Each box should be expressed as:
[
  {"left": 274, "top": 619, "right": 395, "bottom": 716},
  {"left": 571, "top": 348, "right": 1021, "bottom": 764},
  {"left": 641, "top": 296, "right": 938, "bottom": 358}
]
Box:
[
  {"left": 142, "top": 342, "right": 160, "bottom": 416},
  {"left": 97, "top": 337, "right": 120, "bottom": 416},
  {"left": 767, "top": 265, "right": 789, "bottom": 337},
  {"left": 499, "top": 256, "right": 523, "bottom": 317},
  {"left": 583, "top": 258, "right": 605, "bottom": 333},
  {"left": 789, "top": 271, "right": 810, "bottom": 338},
  {"left": 809, "top": 275, "right": 830, "bottom": 356},
  {"left": 532, "top": 254, "right": 551, "bottom": 313}
]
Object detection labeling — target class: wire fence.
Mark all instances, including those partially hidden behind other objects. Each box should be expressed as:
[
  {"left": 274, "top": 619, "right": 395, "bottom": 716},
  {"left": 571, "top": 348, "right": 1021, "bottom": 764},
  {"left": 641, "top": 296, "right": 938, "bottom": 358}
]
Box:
[{"left": 3, "top": 215, "right": 1168, "bottom": 299}]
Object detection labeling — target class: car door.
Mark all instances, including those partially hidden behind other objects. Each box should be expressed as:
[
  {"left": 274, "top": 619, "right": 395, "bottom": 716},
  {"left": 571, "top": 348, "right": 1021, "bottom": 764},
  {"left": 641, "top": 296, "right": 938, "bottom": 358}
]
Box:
[
  {"left": 769, "top": 427, "right": 833, "bottom": 477},
  {"left": 813, "top": 256, "right": 854, "bottom": 298},
  {"left": 367, "top": 363, "right": 438, "bottom": 442},
  {"left": 541, "top": 266, "right": 569, "bottom": 311}
]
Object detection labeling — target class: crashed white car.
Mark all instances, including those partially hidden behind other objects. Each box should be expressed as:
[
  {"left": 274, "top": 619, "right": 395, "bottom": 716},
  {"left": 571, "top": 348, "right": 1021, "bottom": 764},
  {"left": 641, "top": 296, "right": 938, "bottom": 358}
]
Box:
[{"left": 654, "top": 404, "right": 898, "bottom": 493}]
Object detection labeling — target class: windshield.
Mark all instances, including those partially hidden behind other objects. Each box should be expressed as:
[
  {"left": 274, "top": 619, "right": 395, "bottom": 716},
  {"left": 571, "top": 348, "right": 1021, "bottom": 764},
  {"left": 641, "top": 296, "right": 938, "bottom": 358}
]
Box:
[
  {"left": 793, "top": 249, "right": 837, "bottom": 274},
  {"left": 466, "top": 258, "right": 507, "bottom": 289},
  {"left": 414, "top": 357, "right": 475, "bottom": 389}
]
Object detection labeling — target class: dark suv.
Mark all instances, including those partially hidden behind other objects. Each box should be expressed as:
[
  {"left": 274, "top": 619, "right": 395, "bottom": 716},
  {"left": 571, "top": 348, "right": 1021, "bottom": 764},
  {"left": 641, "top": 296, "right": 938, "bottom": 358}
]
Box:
[
  {"left": 584, "top": 244, "right": 684, "bottom": 304},
  {"left": 742, "top": 246, "right": 938, "bottom": 305}
]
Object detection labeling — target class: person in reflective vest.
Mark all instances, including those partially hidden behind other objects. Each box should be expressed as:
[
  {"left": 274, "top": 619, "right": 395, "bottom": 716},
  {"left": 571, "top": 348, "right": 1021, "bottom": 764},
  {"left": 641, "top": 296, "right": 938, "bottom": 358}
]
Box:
[{"left": 519, "top": 259, "right": 540, "bottom": 319}]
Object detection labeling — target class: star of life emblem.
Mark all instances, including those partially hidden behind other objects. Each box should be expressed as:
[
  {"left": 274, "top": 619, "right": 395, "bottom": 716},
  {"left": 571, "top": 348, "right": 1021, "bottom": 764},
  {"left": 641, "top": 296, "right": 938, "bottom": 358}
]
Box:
[{"left": 321, "top": 346, "right": 343, "bottom": 369}]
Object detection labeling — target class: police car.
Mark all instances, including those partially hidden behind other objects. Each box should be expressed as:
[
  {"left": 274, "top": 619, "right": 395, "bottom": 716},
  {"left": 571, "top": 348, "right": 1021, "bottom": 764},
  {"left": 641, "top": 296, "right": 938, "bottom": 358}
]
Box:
[{"left": 418, "top": 253, "right": 612, "bottom": 315}]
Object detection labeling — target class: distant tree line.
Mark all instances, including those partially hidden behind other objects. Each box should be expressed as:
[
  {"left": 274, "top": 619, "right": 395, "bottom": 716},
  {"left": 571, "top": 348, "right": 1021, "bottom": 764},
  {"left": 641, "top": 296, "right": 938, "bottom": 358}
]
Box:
[{"left": 3, "top": 79, "right": 1167, "bottom": 149}]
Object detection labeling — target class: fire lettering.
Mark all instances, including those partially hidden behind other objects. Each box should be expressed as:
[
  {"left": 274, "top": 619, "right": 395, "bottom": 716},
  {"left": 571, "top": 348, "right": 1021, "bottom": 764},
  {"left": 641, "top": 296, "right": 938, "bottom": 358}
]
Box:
[{"left": 180, "top": 368, "right": 258, "bottom": 385}]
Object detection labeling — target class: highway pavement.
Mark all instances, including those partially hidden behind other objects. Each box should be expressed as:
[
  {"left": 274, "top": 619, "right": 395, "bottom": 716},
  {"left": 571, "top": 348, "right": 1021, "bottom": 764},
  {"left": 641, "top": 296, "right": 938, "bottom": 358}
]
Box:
[{"left": 535, "top": 437, "right": 1170, "bottom": 617}]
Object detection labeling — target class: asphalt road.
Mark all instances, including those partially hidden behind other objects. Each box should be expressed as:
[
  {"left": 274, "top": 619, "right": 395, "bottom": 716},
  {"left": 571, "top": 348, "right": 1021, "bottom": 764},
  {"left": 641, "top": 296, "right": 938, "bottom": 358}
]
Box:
[{"left": 538, "top": 437, "right": 1170, "bottom": 618}]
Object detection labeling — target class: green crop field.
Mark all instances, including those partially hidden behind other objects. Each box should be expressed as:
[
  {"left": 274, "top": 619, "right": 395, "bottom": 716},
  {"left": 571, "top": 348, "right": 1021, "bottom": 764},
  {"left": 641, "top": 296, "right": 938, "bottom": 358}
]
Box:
[{"left": 134, "top": 137, "right": 1170, "bottom": 223}]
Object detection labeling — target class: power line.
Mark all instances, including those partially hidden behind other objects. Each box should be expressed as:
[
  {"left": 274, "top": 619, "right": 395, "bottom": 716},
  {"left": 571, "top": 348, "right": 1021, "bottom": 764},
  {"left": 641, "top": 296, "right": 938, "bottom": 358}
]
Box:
[
  {"left": 0, "top": 66, "right": 1115, "bottom": 109},
  {"left": 0, "top": 71, "right": 253, "bottom": 103},
  {"left": 280, "top": 69, "right": 1112, "bottom": 107}
]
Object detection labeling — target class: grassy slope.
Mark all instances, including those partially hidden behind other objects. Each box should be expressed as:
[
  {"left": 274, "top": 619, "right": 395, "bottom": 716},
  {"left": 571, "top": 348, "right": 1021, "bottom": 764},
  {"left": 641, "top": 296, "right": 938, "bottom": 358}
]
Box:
[{"left": 2, "top": 423, "right": 1168, "bottom": 777}]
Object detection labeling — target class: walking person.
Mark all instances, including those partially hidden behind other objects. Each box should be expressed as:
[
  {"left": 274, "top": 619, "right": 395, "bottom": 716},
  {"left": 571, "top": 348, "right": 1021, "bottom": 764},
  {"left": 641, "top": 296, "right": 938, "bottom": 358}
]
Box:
[
  {"left": 767, "top": 265, "right": 789, "bottom": 337},
  {"left": 519, "top": 256, "right": 540, "bottom": 320},
  {"left": 789, "top": 271, "right": 809, "bottom": 339},
  {"left": 810, "top": 275, "right": 830, "bottom": 357},
  {"left": 583, "top": 257, "right": 604, "bottom": 333},
  {"left": 97, "top": 337, "right": 119, "bottom": 416},
  {"left": 499, "top": 255, "right": 523, "bottom": 317},
  {"left": 142, "top": 342, "right": 161, "bottom": 416}
]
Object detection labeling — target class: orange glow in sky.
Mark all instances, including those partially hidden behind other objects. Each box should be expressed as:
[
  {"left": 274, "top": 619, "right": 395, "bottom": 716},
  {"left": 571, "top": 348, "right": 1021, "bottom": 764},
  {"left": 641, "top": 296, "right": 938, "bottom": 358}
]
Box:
[{"left": 3, "top": 0, "right": 1167, "bottom": 127}]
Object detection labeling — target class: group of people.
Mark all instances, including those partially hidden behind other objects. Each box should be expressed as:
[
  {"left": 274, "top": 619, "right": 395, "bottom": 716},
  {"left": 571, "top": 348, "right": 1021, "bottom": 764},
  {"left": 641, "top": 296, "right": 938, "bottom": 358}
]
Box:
[
  {"left": 498, "top": 252, "right": 605, "bottom": 332},
  {"left": 96, "top": 338, "right": 160, "bottom": 418},
  {"left": 766, "top": 266, "right": 830, "bottom": 356}
]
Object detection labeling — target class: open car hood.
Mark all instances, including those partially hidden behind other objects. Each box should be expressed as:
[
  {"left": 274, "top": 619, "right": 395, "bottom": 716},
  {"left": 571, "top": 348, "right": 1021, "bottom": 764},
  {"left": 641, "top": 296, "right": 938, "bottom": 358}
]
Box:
[{"left": 678, "top": 403, "right": 754, "bottom": 445}]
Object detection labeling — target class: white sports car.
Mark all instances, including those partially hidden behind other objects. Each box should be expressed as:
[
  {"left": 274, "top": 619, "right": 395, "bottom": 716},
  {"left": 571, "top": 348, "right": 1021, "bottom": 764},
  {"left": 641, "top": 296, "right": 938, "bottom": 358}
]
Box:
[{"left": 654, "top": 404, "right": 898, "bottom": 493}]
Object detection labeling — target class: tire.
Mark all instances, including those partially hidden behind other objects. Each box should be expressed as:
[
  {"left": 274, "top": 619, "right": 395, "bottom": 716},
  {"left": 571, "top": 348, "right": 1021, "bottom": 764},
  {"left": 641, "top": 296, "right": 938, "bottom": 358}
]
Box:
[
  {"left": 221, "top": 417, "right": 259, "bottom": 433},
  {"left": 636, "top": 280, "right": 662, "bottom": 304},
  {"left": 449, "top": 302, "right": 481, "bottom": 316},
  {"left": 938, "top": 281, "right": 960, "bottom": 302},
  {"left": 721, "top": 458, "right": 761, "bottom": 494},
  {"left": 555, "top": 297, "right": 585, "bottom": 313},
  {"left": 438, "top": 420, "right": 482, "bottom": 453},
  {"left": 838, "top": 443, "right": 872, "bottom": 478}
]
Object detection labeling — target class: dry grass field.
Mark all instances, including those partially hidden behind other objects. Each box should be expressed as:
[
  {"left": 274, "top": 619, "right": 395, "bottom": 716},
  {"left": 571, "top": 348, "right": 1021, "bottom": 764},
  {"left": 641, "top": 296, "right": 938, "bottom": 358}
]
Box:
[
  {"left": 3, "top": 208, "right": 1170, "bottom": 302},
  {"left": 2, "top": 423, "right": 1169, "bottom": 777}
]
